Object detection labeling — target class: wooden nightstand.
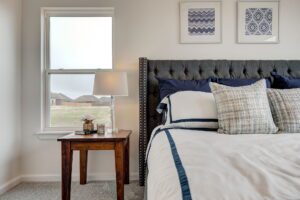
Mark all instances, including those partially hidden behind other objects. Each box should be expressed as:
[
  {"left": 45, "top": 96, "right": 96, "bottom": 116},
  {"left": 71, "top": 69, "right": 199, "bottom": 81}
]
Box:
[{"left": 57, "top": 130, "right": 132, "bottom": 200}]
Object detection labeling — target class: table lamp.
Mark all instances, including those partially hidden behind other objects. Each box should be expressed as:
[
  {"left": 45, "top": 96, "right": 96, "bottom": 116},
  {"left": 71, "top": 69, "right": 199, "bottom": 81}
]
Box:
[{"left": 93, "top": 71, "right": 128, "bottom": 131}]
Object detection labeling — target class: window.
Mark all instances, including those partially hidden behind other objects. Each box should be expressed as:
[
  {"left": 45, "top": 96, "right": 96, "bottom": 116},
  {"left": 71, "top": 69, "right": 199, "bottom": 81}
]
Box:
[{"left": 41, "top": 8, "right": 114, "bottom": 131}]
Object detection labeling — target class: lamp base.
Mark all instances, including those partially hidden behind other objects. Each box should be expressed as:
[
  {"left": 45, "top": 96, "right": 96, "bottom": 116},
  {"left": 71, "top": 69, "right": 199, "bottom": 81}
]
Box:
[{"left": 111, "top": 96, "right": 116, "bottom": 131}]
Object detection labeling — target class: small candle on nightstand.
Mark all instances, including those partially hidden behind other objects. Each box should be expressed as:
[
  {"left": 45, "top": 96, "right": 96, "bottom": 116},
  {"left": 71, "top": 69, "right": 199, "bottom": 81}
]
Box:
[{"left": 97, "top": 124, "right": 105, "bottom": 135}]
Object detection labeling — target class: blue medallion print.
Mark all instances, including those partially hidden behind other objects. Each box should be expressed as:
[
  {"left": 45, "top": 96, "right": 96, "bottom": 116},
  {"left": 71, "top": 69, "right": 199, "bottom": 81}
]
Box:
[
  {"left": 188, "top": 8, "right": 215, "bottom": 36},
  {"left": 245, "top": 8, "right": 272, "bottom": 35}
]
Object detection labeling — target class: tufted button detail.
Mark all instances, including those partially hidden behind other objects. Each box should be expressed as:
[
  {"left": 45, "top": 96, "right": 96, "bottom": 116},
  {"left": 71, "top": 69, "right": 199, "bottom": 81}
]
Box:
[
  {"left": 257, "top": 68, "right": 262, "bottom": 74},
  {"left": 184, "top": 68, "right": 189, "bottom": 75}
]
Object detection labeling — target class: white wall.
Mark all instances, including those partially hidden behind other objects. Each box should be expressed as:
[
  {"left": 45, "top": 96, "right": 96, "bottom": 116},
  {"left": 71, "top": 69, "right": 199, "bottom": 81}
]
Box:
[
  {"left": 21, "top": 0, "right": 300, "bottom": 180},
  {"left": 0, "top": 0, "right": 22, "bottom": 193}
]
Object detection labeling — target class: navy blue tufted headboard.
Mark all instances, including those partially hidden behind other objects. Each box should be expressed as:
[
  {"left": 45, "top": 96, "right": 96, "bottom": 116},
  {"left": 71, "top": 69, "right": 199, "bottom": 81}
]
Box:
[{"left": 139, "top": 57, "right": 300, "bottom": 186}]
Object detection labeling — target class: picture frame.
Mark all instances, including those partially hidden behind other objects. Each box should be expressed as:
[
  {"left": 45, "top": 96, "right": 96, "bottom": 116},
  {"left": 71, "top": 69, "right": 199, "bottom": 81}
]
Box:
[
  {"left": 180, "top": 1, "right": 222, "bottom": 44},
  {"left": 238, "top": 1, "right": 279, "bottom": 44}
]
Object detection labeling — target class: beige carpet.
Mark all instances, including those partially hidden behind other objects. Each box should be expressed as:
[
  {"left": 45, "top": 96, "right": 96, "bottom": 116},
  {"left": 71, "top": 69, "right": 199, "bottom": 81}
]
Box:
[{"left": 0, "top": 181, "right": 144, "bottom": 200}]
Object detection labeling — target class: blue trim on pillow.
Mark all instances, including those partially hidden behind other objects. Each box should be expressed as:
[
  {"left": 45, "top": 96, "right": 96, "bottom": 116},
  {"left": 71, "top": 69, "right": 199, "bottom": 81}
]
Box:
[
  {"left": 172, "top": 118, "right": 218, "bottom": 123},
  {"left": 165, "top": 129, "right": 192, "bottom": 200},
  {"left": 156, "top": 102, "right": 168, "bottom": 114},
  {"left": 174, "top": 127, "right": 218, "bottom": 131}
]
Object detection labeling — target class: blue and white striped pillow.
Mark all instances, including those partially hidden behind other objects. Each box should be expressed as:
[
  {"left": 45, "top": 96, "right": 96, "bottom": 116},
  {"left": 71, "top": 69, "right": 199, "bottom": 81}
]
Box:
[{"left": 157, "top": 91, "right": 218, "bottom": 130}]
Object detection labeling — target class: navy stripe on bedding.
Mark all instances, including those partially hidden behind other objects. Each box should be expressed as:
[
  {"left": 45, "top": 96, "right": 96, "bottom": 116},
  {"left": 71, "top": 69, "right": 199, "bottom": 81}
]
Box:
[
  {"left": 165, "top": 129, "right": 192, "bottom": 200},
  {"left": 146, "top": 127, "right": 217, "bottom": 165},
  {"left": 146, "top": 128, "right": 218, "bottom": 199}
]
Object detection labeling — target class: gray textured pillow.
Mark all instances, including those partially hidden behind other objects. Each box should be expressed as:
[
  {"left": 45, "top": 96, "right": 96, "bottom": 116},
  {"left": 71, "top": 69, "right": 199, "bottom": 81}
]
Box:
[
  {"left": 267, "top": 89, "right": 300, "bottom": 133},
  {"left": 210, "top": 80, "right": 278, "bottom": 134}
]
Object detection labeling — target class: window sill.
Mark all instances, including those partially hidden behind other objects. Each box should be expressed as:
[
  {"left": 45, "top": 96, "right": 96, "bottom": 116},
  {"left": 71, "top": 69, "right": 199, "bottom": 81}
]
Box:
[{"left": 35, "top": 131, "right": 74, "bottom": 140}]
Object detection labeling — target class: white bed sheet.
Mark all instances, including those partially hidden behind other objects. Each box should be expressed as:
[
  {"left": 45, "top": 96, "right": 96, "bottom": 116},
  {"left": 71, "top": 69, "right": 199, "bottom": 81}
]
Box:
[{"left": 147, "top": 128, "right": 300, "bottom": 200}]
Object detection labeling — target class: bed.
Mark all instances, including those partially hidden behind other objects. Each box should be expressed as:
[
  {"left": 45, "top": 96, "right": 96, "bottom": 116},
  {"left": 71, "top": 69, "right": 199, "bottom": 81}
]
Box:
[{"left": 139, "top": 58, "right": 300, "bottom": 199}]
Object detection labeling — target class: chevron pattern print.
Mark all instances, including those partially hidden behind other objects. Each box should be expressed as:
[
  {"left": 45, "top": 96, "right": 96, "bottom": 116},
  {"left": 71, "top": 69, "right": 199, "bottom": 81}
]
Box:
[
  {"left": 245, "top": 8, "right": 273, "bottom": 35},
  {"left": 188, "top": 8, "right": 215, "bottom": 36}
]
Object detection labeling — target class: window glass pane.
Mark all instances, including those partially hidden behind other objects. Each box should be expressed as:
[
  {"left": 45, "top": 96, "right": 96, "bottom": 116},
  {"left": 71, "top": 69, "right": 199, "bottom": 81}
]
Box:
[
  {"left": 50, "top": 17, "right": 112, "bottom": 69},
  {"left": 50, "top": 74, "right": 112, "bottom": 128}
]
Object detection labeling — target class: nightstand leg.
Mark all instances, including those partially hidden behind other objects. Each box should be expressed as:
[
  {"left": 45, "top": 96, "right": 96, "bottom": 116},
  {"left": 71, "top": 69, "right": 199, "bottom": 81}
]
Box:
[
  {"left": 80, "top": 150, "right": 88, "bottom": 185},
  {"left": 115, "top": 142, "right": 125, "bottom": 200},
  {"left": 124, "top": 138, "right": 130, "bottom": 184},
  {"left": 61, "top": 141, "right": 73, "bottom": 200}
]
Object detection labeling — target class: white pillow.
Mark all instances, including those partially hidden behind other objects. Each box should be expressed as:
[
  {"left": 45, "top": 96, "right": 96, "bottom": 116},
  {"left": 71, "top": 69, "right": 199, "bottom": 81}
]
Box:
[{"left": 157, "top": 91, "right": 218, "bottom": 130}]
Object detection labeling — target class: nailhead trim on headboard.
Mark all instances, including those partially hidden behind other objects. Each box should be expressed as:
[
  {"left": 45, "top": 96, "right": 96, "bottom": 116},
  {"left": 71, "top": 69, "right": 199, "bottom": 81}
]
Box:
[{"left": 139, "top": 57, "right": 148, "bottom": 186}]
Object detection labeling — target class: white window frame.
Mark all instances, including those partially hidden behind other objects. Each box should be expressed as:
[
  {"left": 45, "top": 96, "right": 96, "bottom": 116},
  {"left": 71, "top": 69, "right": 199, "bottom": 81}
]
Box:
[{"left": 40, "top": 7, "right": 115, "bottom": 132}]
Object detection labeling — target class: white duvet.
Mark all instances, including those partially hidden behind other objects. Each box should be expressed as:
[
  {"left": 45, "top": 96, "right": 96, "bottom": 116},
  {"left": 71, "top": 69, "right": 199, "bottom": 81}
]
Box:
[{"left": 147, "top": 128, "right": 300, "bottom": 200}]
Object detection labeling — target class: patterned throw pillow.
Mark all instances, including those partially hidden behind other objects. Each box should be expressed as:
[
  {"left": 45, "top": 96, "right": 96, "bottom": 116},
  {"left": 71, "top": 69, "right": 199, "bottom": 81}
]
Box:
[
  {"left": 210, "top": 80, "right": 278, "bottom": 134},
  {"left": 267, "top": 89, "right": 300, "bottom": 133}
]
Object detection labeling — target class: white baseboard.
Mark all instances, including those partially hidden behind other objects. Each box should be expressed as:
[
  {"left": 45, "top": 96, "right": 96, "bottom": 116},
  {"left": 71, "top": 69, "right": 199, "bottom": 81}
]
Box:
[
  {"left": 0, "top": 176, "right": 22, "bottom": 195},
  {"left": 21, "top": 172, "right": 139, "bottom": 182}
]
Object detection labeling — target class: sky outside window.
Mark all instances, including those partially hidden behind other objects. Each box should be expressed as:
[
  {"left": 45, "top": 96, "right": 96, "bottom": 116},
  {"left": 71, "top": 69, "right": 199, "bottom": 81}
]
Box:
[{"left": 50, "top": 17, "right": 112, "bottom": 69}]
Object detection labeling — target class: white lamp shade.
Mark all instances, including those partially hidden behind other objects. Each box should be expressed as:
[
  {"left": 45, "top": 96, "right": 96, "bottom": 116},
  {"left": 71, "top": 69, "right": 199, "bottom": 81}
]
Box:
[{"left": 93, "top": 72, "right": 128, "bottom": 96}]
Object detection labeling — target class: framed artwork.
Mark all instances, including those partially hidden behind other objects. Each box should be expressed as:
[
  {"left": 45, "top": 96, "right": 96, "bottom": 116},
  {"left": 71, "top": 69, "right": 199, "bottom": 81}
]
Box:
[
  {"left": 238, "top": 1, "right": 279, "bottom": 44},
  {"left": 180, "top": 1, "right": 222, "bottom": 43}
]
